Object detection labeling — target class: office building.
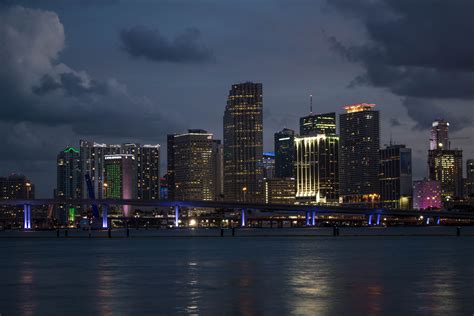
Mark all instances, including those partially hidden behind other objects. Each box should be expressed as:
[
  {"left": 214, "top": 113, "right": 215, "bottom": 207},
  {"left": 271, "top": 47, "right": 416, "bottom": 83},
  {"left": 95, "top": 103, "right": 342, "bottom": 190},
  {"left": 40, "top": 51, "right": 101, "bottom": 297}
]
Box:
[
  {"left": 0, "top": 174, "right": 34, "bottom": 200},
  {"left": 56, "top": 146, "right": 81, "bottom": 199},
  {"left": 223, "top": 82, "right": 264, "bottom": 202},
  {"left": 300, "top": 112, "right": 336, "bottom": 136},
  {"left": 466, "top": 159, "right": 474, "bottom": 198},
  {"left": 274, "top": 128, "right": 295, "bottom": 178},
  {"left": 430, "top": 119, "right": 450, "bottom": 150},
  {"left": 413, "top": 179, "right": 442, "bottom": 210},
  {"left": 428, "top": 149, "right": 463, "bottom": 200},
  {"left": 166, "top": 134, "right": 176, "bottom": 200},
  {"left": 172, "top": 129, "right": 216, "bottom": 201},
  {"left": 265, "top": 178, "right": 296, "bottom": 205},
  {"left": 263, "top": 152, "right": 275, "bottom": 180},
  {"left": 379, "top": 144, "right": 413, "bottom": 209},
  {"left": 295, "top": 134, "right": 339, "bottom": 204},
  {"left": 339, "top": 103, "right": 380, "bottom": 204},
  {"left": 212, "top": 140, "right": 224, "bottom": 200},
  {"left": 103, "top": 154, "right": 137, "bottom": 199}
]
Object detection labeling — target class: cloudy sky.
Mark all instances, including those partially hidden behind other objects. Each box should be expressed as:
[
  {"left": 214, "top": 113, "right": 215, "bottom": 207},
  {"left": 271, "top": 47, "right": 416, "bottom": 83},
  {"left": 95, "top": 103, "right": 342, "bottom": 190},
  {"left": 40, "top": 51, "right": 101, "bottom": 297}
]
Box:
[{"left": 1, "top": 0, "right": 473, "bottom": 197}]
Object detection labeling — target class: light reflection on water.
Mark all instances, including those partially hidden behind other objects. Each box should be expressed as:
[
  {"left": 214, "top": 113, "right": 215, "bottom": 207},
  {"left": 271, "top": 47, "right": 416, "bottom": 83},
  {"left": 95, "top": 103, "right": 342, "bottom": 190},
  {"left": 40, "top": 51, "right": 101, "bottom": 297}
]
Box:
[{"left": 1, "top": 234, "right": 474, "bottom": 315}]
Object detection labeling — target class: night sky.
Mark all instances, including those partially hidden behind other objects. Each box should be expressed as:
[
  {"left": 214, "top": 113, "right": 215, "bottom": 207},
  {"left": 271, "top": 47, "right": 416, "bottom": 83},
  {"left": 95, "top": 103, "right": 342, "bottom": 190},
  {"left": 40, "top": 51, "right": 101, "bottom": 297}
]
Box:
[{"left": 1, "top": 0, "right": 473, "bottom": 197}]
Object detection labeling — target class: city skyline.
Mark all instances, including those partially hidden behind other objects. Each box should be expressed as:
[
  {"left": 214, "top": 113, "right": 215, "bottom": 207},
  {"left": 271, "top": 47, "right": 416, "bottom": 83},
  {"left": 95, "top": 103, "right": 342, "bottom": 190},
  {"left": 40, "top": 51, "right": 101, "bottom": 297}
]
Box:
[{"left": 1, "top": 1, "right": 473, "bottom": 197}]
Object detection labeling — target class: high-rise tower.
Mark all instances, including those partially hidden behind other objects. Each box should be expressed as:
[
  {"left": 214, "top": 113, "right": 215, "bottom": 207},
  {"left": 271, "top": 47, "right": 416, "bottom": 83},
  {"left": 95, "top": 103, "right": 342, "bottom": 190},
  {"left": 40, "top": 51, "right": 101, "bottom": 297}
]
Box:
[
  {"left": 223, "top": 82, "right": 264, "bottom": 202},
  {"left": 274, "top": 128, "right": 295, "bottom": 178},
  {"left": 430, "top": 119, "right": 450, "bottom": 150}
]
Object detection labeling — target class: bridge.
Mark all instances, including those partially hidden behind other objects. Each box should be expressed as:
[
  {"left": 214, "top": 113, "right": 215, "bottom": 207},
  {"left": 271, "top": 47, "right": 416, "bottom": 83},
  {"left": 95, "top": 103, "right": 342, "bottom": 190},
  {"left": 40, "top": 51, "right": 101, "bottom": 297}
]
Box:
[{"left": 2, "top": 198, "right": 474, "bottom": 230}]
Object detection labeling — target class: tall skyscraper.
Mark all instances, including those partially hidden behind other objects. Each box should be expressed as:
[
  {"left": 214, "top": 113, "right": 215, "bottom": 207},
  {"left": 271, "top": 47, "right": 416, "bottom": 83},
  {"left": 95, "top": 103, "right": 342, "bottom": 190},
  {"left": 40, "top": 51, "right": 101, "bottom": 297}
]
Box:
[
  {"left": 428, "top": 149, "right": 463, "bottom": 200},
  {"left": 430, "top": 119, "right": 450, "bottom": 150},
  {"left": 274, "top": 128, "right": 295, "bottom": 178},
  {"left": 166, "top": 134, "right": 176, "bottom": 200},
  {"left": 300, "top": 112, "right": 336, "bottom": 136},
  {"left": 56, "top": 146, "right": 82, "bottom": 199},
  {"left": 262, "top": 152, "right": 275, "bottom": 180},
  {"left": 123, "top": 144, "right": 161, "bottom": 200},
  {"left": 223, "top": 82, "right": 264, "bottom": 203},
  {"left": 379, "top": 144, "right": 413, "bottom": 209},
  {"left": 427, "top": 119, "right": 463, "bottom": 201},
  {"left": 295, "top": 134, "right": 339, "bottom": 204},
  {"left": 0, "top": 174, "right": 34, "bottom": 200},
  {"left": 339, "top": 103, "right": 380, "bottom": 204},
  {"left": 212, "top": 140, "right": 224, "bottom": 200},
  {"left": 172, "top": 129, "right": 216, "bottom": 201},
  {"left": 104, "top": 154, "right": 137, "bottom": 199}
]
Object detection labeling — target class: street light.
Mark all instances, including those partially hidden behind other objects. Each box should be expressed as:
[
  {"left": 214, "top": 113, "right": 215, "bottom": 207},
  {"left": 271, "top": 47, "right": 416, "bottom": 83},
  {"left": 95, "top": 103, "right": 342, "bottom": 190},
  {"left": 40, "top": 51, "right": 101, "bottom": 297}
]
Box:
[
  {"left": 25, "top": 182, "right": 31, "bottom": 199},
  {"left": 242, "top": 187, "right": 247, "bottom": 203},
  {"left": 103, "top": 182, "right": 108, "bottom": 198}
]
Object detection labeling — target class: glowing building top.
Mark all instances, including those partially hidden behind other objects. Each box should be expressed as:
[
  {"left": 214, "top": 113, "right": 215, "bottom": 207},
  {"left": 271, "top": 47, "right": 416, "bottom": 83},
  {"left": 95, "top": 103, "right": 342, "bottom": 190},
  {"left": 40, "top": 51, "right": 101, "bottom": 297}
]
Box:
[{"left": 344, "top": 103, "right": 376, "bottom": 113}]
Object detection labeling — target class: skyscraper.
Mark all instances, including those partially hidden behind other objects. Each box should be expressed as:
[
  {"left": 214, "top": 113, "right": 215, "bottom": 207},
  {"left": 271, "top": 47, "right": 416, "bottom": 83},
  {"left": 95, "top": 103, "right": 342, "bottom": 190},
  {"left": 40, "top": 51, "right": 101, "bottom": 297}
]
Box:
[
  {"left": 262, "top": 152, "right": 275, "bottom": 180},
  {"left": 430, "top": 119, "right": 450, "bottom": 150},
  {"left": 466, "top": 159, "right": 474, "bottom": 197},
  {"left": 274, "top": 128, "right": 295, "bottom": 178},
  {"left": 339, "top": 103, "right": 380, "bottom": 204},
  {"left": 223, "top": 82, "right": 264, "bottom": 203},
  {"left": 428, "top": 149, "right": 463, "bottom": 200},
  {"left": 172, "top": 129, "right": 216, "bottom": 201},
  {"left": 295, "top": 134, "right": 339, "bottom": 204},
  {"left": 166, "top": 134, "right": 176, "bottom": 200},
  {"left": 56, "top": 146, "right": 81, "bottom": 199},
  {"left": 299, "top": 112, "right": 336, "bottom": 136},
  {"left": 379, "top": 144, "right": 413, "bottom": 209},
  {"left": 212, "top": 140, "right": 224, "bottom": 200},
  {"left": 427, "top": 119, "right": 463, "bottom": 201}
]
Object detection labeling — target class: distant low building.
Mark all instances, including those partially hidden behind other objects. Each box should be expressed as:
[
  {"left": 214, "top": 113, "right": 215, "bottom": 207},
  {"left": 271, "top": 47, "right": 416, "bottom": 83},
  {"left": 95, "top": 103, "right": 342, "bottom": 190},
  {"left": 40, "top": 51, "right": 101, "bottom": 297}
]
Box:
[
  {"left": 413, "top": 179, "right": 442, "bottom": 210},
  {"left": 265, "top": 178, "right": 295, "bottom": 205},
  {"left": 0, "top": 174, "right": 34, "bottom": 200}
]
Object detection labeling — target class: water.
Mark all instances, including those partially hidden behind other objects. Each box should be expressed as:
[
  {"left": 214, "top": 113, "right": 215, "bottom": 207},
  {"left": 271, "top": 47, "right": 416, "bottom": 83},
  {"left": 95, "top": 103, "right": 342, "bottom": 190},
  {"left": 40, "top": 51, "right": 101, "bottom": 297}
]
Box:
[{"left": 1, "top": 228, "right": 474, "bottom": 315}]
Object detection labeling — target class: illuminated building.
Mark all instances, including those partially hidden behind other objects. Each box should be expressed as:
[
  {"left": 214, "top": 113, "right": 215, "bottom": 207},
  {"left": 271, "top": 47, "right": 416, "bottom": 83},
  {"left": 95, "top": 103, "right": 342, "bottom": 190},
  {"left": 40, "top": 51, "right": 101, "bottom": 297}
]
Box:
[
  {"left": 212, "top": 140, "right": 224, "bottom": 200},
  {"left": 172, "top": 129, "right": 216, "bottom": 201},
  {"left": 430, "top": 119, "right": 450, "bottom": 150},
  {"left": 104, "top": 154, "right": 137, "bottom": 199},
  {"left": 413, "top": 178, "right": 442, "bottom": 210},
  {"left": 465, "top": 159, "right": 474, "bottom": 198},
  {"left": 0, "top": 174, "right": 34, "bottom": 200},
  {"left": 428, "top": 149, "right": 463, "bottom": 201},
  {"left": 166, "top": 134, "right": 176, "bottom": 200},
  {"left": 122, "top": 143, "right": 161, "bottom": 200},
  {"left": 300, "top": 112, "right": 336, "bottom": 136},
  {"left": 56, "top": 146, "right": 81, "bottom": 199},
  {"left": 295, "top": 134, "right": 339, "bottom": 204},
  {"left": 223, "top": 82, "right": 264, "bottom": 202},
  {"left": 80, "top": 140, "right": 121, "bottom": 199},
  {"left": 274, "top": 128, "right": 295, "bottom": 178},
  {"left": 265, "top": 178, "right": 296, "bottom": 204},
  {"left": 263, "top": 152, "right": 275, "bottom": 180},
  {"left": 379, "top": 145, "right": 412, "bottom": 209},
  {"left": 339, "top": 103, "right": 380, "bottom": 205}
]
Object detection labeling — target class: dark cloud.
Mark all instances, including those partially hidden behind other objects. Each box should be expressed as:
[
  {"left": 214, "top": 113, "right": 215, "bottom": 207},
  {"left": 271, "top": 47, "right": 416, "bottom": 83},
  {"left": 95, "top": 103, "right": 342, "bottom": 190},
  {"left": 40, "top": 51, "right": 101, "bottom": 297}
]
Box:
[
  {"left": 120, "top": 25, "right": 214, "bottom": 63},
  {"left": 328, "top": 0, "right": 474, "bottom": 128},
  {"left": 389, "top": 118, "right": 401, "bottom": 127}
]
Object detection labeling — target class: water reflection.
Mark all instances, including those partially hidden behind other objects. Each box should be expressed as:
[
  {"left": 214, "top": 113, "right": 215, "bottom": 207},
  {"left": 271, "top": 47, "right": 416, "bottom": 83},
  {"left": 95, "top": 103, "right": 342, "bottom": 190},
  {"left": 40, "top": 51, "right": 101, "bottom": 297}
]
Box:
[{"left": 19, "top": 260, "right": 37, "bottom": 316}]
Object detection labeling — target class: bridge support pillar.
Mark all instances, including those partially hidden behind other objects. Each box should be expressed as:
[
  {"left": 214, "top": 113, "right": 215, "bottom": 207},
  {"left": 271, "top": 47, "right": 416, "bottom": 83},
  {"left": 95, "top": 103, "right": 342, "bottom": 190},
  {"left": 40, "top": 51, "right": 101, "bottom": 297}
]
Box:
[
  {"left": 376, "top": 214, "right": 381, "bottom": 226},
  {"left": 305, "top": 211, "right": 310, "bottom": 226},
  {"left": 23, "top": 204, "right": 31, "bottom": 230},
  {"left": 436, "top": 217, "right": 440, "bottom": 225},
  {"left": 368, "top": 214, "right": 373, "bottom": 226},
  {"left": 425, "top": 216, "right": 430, "bottom": 225},
  {"left": 174, "top": 205, "right": 179, "bottom": 228},
  {"left": 102, "top": 204, "right": 108, "bottom": 229},
  {"left": 311, "top": 211, "right": 316, "bottom": 226},
  {"left": 241, "top": 209, "right": 246, "bottom": 227}
]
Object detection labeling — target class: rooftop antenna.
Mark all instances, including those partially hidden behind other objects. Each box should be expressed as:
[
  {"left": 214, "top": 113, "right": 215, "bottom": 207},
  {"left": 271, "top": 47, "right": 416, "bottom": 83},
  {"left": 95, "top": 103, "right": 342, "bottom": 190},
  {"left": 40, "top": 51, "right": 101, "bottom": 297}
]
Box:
[{"left": 309, "top": 94, "right": 313, "bottom": 114}]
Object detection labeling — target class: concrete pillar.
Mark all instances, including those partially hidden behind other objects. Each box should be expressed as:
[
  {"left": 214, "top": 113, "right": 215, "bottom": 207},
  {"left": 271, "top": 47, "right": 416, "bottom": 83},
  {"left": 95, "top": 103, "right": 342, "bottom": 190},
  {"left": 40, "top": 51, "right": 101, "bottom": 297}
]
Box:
[
  {"left": 425, "top": 216, "right": 430, "bottom": 225},
  {"left": 368, "top": 214, "right": 373, "bottom": 226},
  {"left": 174, "top": 205, "right": 179, "bottom": 228},
  {"left": 376, "top": 214, "right": 381, "bottom": 226},
  {"left": 436, "top": 217, "right": 440, "bottom": 225},
  {"left": 102, "top": 204, "right": 108, "bottom": 229},
  {"left": 305, "top": 211, "right": 310, "bottom": 226},
  {"left": 241, "top": 209, "right": 246, "bottom": 227},
  {"left": 311, "top": 211, "right": 316, "bottom": 226},
  {"left": 23, "top": 204, "right": 31, "bottom": 230}
]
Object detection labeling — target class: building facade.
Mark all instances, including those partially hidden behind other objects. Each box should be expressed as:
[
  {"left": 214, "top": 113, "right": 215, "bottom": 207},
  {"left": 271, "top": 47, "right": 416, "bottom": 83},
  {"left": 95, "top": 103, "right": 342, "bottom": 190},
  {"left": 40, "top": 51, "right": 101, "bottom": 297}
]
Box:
[
  {"left": 430, "top": 119, "right": 450, "bottom": 150},
  {"left": 295, "top": 134, "right": 339, "bottom": 204},
  {"left": 103, "top": 154, "right": 137, "bottom": 200},
  {"left": 56, "top": 146, "right": 81, "bottom": 199},
  {"left": 466, "top": 159, "right": 474, "bottom": 198},
  {"left": 413, "top": 179, "right": 442, "bottom": 210},
  {"left": 299, "top": 112, "right": 336, "bottom": 136},
  {"left": 379, "top": 145, "right": 413, "bottom": 209},
  {"left": 274, "top": 128, "right": 295, "bottom": 178},
  {"left": 262, "top": 152, "right": 275, "bottom": 180},
  {"left": 428, "top": 149, "right": 463, "bottom": 201},
  {"left": 339, "top": 104, "right": 380, "bottom": 204},
  {"left": 223, "top": 82, "right": 264, "bottom": 202},
  {"left": 173, "top": 130, "right": 216, "bottom": 201},
  {"left": 0, "top": 174, "right": 34, "bottom": 200},
  {"left": 166, "top": 134, "right": 176, "bottom": 200},
  {"left": 265, "top": 178, "right": 296, "bottom": 205}
]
